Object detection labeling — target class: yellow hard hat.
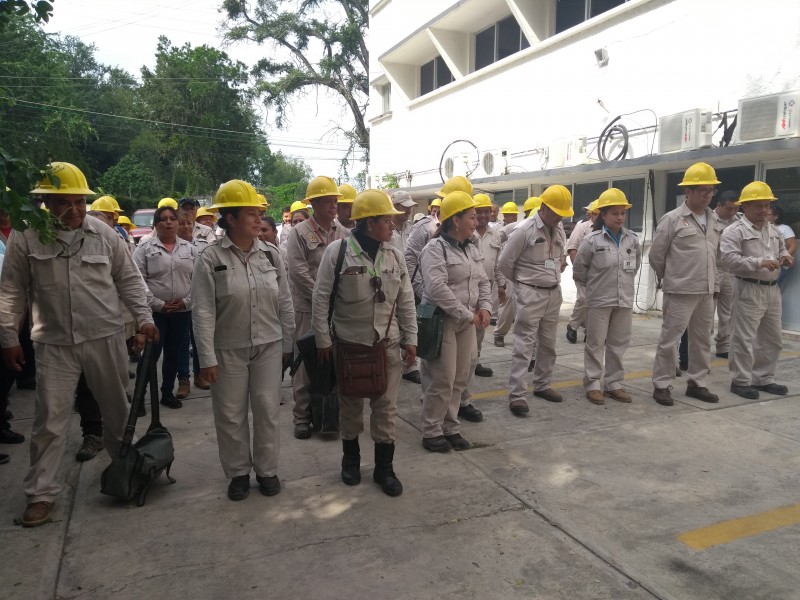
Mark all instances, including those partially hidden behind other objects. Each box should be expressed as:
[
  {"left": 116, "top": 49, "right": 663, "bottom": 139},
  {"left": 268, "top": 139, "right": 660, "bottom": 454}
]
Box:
[
  {"left": 522, "top": 196, "right": 541, "bottom": 213},
  {"left": 158, "top": 197, "right": 178, "bottom": 210},
  {"left": 256, "top": 193, "right": 270, "bottom": 208},
  {"left": 338, "top": 183, "right": 357, "bottom": 204},
  {"left": 473, "top": 193, "right": 493, "bottom": 209},
  {"left": 117, "top": 215, "right": 133, "bottom": 227},
  {"left": 210, "top": 180, "right": 265, "bottom": 210},
  {"left": 439, "top": 191, "right": 476, "bottom": 222},
  {"left": 678, "top": 162, "right": 721, "bottom": 186},
  {"left": 595, "top": 188, "right": 632, "bottom": 210},
  {"left": 540, "top": 185, "right": 574, "bottom": 218},
  {"left": 436, "top": 175, "right": 473, "bottom": 198},
  {"left": 501, "top": 201, "right": 519, "bottom": 215},
  {"left": 90, "top": 196, "right": 119, "bottom": 213},
  {"left": 737, "top": 181, "right": 777, "bottom": 205},
  {"left": 98, "top": 195, "right": 124, "bottom": 213},
  {"left": 305, "top": 176, "right": 342, "bottom": 202},
  {"left": 351, "top": 189, "right": 403, "bottom": 220},
  {"left": 430, "top": 197, "right": 443, "bottom": 208},
  {"left": 196, "top": 207, "right": 216, "bottom": 219},
  {"left": 290, "top": 200, "right": 310, "bottom": 214},
  {"left": 31, "top": 162, "right": 94, "bottom": 196}
]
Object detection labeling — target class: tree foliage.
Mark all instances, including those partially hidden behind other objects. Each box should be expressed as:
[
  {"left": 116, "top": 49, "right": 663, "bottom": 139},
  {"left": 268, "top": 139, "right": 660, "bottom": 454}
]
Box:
[{"left": 221, "top": 0, "right": 369, "bottom": 154}]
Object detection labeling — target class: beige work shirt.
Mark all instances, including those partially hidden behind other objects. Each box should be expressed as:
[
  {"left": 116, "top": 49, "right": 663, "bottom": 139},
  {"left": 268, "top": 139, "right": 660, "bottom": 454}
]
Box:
[
  {"left": 720, "top": 216, "right": 788, "bottom": 283},
  {"left": 194, "top": 221, "right": 217, "bottom": 244},
  {"left": 573, "top": 227, "right": 642, "bottom": 308},
  {"left": 312, "top": 236, "right": 417, "bottom": 349},
  {"left": 497, "top": 212, "right": 566, "bottom": 288},
  {"left": 566, "top": 218, "right": 594, "bottom": 253},
  {"left": 404, "top": 215, "right": 439, "bottom": 299},
  {"left": 475, "top": 226, "right": 506, "bottom": 289},
  {"left": 132, "top": 236, "right": 196, "bottom": 312},
  {"left": 0, "top": 215, "right": 153, "bottom": 347},
  {"left": 390, "top": 220, "right": 412, "bottom": 253},
  {"left": 711, "top": 210, "right": 738, "bottom": 271},
  {"left": 649, "top": 202, "right": 720, "bottom": 294},
  {"left": 420, "top": 235, "right": 492, "bottom": 322},
  {"left": 286, "top": 217, "right": 346, "bottom": 312},
  {"left": 192, "top": 236, "right": 294, "bottom": 368}
]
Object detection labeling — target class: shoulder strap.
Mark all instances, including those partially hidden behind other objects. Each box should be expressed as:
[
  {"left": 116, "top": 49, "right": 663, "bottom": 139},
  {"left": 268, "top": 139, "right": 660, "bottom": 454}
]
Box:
[
  {"left": 384, "top": 300, "right": 396, "bottom": 339},
  {"left": 328, "top": 239, "right": 347, "bottom": 325},
  {"left": 263, "top": 247, "right": 276, "bottom": 268},
  {"left": 438, "top": 238, "right": 448, "bottom": 260}
]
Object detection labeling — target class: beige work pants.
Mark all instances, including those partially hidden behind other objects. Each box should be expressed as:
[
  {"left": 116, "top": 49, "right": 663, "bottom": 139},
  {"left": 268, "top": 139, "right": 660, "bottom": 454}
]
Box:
[
  {"left": 460, "top": 327, "right": 481, "bottom": 404},
  {"left": 421, "top": 319, "right": 475, "bottom": 438},
  {"left": 338, "top": 341, "right": 402, "bottom": 443},
  {"left": 729, "top": 280, "right": 783, "bottom": 387},
  {"left": 653, "top": 293, "right": 713, "bottom": 389},
  {"left": 292, "top": 310, "right": 312, "bottom": 425},
  {"left": 508, "top": 285, "right": 562, "bottom": 401},
  {"left": 583, "top": 306, "right": 632, "bottom": 392},
  {"left": 211, "top": 341, "right": 281, "bottom": 478},
  {"left": 25, "top": 332, "right": 129, "bottom": 503},
  {"left": 568, "top": 282, "right": 587, "bottom": 331},
  {"left": 714, "top": 271, "right": 734, "bottom": 354},
  {"left": 494, "top": 283, "right": 515, "bottom": 337}
]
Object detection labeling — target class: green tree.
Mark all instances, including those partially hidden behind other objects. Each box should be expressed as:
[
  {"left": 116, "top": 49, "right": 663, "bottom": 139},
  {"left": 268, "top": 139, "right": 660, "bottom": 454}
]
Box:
[{"left": 221, "top": 0, "right": 369, "bottom": 154}]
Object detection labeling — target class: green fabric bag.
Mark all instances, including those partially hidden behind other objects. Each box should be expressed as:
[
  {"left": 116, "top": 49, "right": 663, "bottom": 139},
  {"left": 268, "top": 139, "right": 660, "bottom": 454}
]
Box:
[{"left": 416, "top": 303, "right": 444, "bottom": 360}]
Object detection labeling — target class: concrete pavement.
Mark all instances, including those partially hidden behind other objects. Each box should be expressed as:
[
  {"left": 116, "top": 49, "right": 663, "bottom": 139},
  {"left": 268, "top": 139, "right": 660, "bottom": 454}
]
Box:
[{"left": 2, "top": 308, "right": 799, "bottom": 599}]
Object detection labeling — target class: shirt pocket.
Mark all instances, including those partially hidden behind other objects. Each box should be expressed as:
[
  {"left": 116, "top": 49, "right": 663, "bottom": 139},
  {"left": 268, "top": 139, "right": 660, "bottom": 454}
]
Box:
[
  {"left": 80, "top": 254, "right": 111, "bottom": 288},
  {"left": 145, "top": 250, "right": 167, "bottom": 278},
  {"left": 257, "top": 262, "right": 279, "bottom": 294},
  {"left": 592, "top": 247, "right": 614, "bottom": 269},
  {"left": 531, "top": 238, "right": 548, "bottom": 262},
  {"left": 381, "top": 266, "right": 401, "bottom": 303},
  {"left": 213, "top": 267, "right": 234, "bottom": 299},
  {"left": 338, "top": 269, "right": 372, "bottom": 304},
  {"left": 29, "top": 252, "right": 60, "bottom": 287}
]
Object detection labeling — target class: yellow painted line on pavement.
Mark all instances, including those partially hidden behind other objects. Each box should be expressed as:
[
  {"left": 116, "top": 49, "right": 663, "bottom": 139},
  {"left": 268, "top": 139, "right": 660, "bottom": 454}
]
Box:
[{"left": 677, "top": 502, "right": 800, "bottom": 550}]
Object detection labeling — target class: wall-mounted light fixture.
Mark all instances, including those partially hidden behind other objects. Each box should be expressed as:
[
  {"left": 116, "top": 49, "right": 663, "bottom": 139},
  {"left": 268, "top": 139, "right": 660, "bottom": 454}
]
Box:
[{"left": 594, "top": 47, "right": 609, "bottom": 68}]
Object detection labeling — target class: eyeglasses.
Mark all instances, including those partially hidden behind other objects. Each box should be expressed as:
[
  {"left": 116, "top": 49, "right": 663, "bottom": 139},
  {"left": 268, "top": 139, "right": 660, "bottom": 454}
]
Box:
[{"left": 370, "top": 276, "right": 386, "bottom": 303}]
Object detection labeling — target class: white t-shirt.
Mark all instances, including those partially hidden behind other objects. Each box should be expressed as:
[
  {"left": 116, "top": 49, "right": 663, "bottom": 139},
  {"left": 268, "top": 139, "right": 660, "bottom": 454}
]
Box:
[{"left": 777, "top": 223, "right": 795, "bottom": 240}]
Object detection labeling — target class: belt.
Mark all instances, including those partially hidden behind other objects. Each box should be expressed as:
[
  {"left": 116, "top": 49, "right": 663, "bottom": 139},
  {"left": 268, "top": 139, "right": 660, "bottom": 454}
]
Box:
[
  {"left": 518, "top": 281, "right": 559, "bottom": 291},
  {"left": 736, "top": 277, "right": 777, "bottom": 287}
]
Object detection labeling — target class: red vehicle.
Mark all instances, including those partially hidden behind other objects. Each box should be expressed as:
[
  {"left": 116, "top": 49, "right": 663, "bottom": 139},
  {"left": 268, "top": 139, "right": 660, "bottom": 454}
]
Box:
[{"left": 130, "top": 208, "right": 156, "bottom": 244}]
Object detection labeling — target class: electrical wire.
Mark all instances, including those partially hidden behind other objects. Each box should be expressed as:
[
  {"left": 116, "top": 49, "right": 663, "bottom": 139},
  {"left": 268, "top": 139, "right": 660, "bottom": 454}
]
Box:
[{"left": 437, "top": 139, "right": 479, "bottom": 182}]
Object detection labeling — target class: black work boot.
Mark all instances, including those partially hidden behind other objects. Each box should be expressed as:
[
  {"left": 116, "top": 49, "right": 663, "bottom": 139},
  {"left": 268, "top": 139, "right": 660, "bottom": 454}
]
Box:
[
  {"left": 341, "top": 438, "right": 361, "bottom": 486},
  {"left": 373, "top": 442, "right": 403, "bottom": 497}
]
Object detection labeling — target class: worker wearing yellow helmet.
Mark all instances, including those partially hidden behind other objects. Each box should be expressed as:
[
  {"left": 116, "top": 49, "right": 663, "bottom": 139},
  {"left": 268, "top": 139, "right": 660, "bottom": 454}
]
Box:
[
  {"left": 192, "top": 178, "right": 294, "bottom": 500},
  {"left": 500, "top": 201, "right": 519, "bottom": 226},
  {"left": 497, "top": 184, "right": 573, "bottom": 415},
  {"left": 494, "top": 199, "right": 528, "bottom": 348},
  {"left": 311, "top": 189, "right": 414, "bottom": 496},
  {"left": 117, "top": 215, "right": 134, "bottom": 232},
  {"left": 573, "top": 188, "right": 641, "bottom": 405},
  {"left": 721, "top": 181, "right": 793, "bottom": 400},
  {"left": 522, "top": 196, "right": 542, "bottom": 217},
  {"left": 90, "top": 196, "right": 120, "bottom": 225},
  {"left": 158, "top": 197, "right": 178, "bottom": 210},
  {"left": 286, "top": 176, "right": 347, "bottom": 439},
  {"left": 336, "top": 183, "right": 357, "bottom": 231},
  {"left": 650, "top": 162, "right": 722, "bottom": 407},
  {"left": 418, "top": 191, "right": 490, "bottom": 453},
  {"left": 195, "top": 207, "right": 217, "bottom": 229},
  {"left": 565, "top": 198, "right": 602, "bottom": 345},
  {"left": 1, "top": 162, "right": 157, "bottom": 527}
]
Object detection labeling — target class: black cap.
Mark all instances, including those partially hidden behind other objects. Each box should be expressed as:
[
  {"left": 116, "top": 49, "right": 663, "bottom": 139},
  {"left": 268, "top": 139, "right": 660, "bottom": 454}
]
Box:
[{"left": 179, "top": 197, "right": 200, "bottom": 207}]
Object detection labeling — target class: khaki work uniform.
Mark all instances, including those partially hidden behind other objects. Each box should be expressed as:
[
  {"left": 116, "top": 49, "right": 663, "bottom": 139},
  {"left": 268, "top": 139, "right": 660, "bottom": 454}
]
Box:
[
  {"left": 720, "top": 217, "right": 788, "bottom": 387},
  {"left": 312, "top": 236, "right": 417, "bottom": 442},
  {"left": 192, "top": 236, "right": 294, "bottom": 479},
  {"left": 194, "top": 221, "right": 217, "bottom": 245},
  {"left": 498, "top": 213, "right": 566, "bottom": 400},
  {"left": 391, "top": 219, "right": 418, "bottom": 375},
  {"left": 419, "top": 235, "right": 491, "bottom": 438},
  {"left": 132, "top": 236, "right": 195, "bottom": 312},
  {"left": 566, "top": 219, "right": 595, "bottom": 333},
  {"left": 573, "top": 227, "right": 641, "bottom": 392},
  {"left": 649, "top": 202, "right": 720, "bottom": 390},
  {"left": 494, "top": 221, "right": 522, "bottom": 338},
  {"left": 286, "top": 217, "right": 346, "bottom": 425},
  {"left": 0, "top": 215, "right": 153, "bottom": 503},
  {"left": 404, "top": 215, "right": 439, "bottom": 300},
  {"left": 711, "top": 211, "right": 737, "bottom": 354}
]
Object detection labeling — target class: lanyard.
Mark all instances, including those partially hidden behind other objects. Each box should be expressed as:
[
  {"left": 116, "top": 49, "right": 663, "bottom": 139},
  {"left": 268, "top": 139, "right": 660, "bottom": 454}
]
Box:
[{"left": 348, "top": 237, "right": 382, "bottom": 276}]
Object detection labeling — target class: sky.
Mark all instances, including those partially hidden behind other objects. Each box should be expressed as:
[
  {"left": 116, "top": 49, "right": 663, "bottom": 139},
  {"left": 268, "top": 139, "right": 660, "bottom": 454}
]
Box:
[{"left": 43, "top": 0, "right": 363, "bottom": 179}]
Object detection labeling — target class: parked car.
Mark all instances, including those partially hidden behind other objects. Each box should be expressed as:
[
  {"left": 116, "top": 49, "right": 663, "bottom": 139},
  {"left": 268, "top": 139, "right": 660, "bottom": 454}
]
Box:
[{"left": 131, "top": 208, "right": 156, "bottom": 243}]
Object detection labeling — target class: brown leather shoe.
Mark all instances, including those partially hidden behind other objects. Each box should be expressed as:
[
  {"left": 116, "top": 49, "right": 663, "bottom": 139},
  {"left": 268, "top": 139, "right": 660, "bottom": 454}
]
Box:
[
  {"left": 686, "top": 382, "right": 719, "bottom": 403},
  {"left": 509, "top": 399, "right": 529, "bottom": 416},
  {"left": 653, "top": 387, "right": 673, "bottom": 406},
  {"left": 533, "top": 388, "right": 562, "bottom": 403},
  {"left": 193, "top": 373, "right": 211, "bottom": 390},
  {"left": 176, "top": 378, "right": 191, "bottom": 399},
  {"left": 586, "top": 390, "right": 604, "bottom": 405},
  {"left": 604, "top": 389, "right": 632, "bottom": 403},
  {"left": 22, "top": 501, "right": 53, "bottom": 527}
]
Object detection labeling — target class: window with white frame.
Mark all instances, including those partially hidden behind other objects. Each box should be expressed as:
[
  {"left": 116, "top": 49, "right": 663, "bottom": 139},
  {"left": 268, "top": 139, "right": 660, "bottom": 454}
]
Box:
[
  {"left": 555, "top": 0, "right": 627, "bottom": 35},
  {"left": 420, "top": 56, "right": 453, "bottom": 96},
  {"left": 378, "top": 82, "right": 391, "bottom": 115},
  {"left": 474, "top": 15, "right": 530, "bottom": 72}
]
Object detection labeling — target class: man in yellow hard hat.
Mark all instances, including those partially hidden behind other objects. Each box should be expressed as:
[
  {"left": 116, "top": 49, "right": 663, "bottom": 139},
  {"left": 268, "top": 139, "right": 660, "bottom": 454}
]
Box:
[
  {"left": 498, "top": 185, "right": 572, "bottom": 414},
  {"left": 565, "top": 200, "right": 601, "bottom": 344},
  {"left": 0, "top": 162, "right": 158, "bottom": 527},
  {"left": 721, "top": 182, "right": 793, "bottom": 400},
  {"left": 649, "top": 162, "right": 722, "bottom": 406},
  {"left": 336, "top": 183, "right": 357, "bottom": 232},
  {"left": 493, "top": 201, "right": 526, "bottom": 348},
  {"left": 286, "top": 176, "right": 347, "bottom": 439}
]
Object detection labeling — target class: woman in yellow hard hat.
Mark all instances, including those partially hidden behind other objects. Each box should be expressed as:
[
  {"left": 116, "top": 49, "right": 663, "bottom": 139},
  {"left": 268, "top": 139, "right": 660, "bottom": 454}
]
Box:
[
  {"left": 312, "top": 189, "right": 415, "bottom": 496},
  {"left": 192, "top": 179, "right": 294, "bottom": 501},
  {"left": 418, "top": 191, "right": 491, "bottom": 453},
  {"left": 117, "top": 215, "right": 134, "bottom": 232},
  {"left": 572, "top": 188, "right": 641, "bottom": 405},
  {"left": 336, "top": 183, "right": 357, "bottom": 231},
  {"left": 195, "top": 207, "right": 216, "bottom": 229}
]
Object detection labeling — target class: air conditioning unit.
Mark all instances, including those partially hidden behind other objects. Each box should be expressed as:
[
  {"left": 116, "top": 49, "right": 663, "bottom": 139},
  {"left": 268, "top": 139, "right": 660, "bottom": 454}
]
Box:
[
  {"left": 737, "top": 90, "right": 800, "bottom": 143},
  {"left": 366, "top": 173, "right": 383, "bottom": 188},
  {"left": 658, "top": 109, "right": 713, "bottom": 154},
  {"left": 564, "top": 137, "right": 589, "bottom": 166},
  {"left": 481, "top": 149, "right": 508, "bottom": 176},
  {"left": 546, "top": 141, "right": 566, "bottom": 169}
]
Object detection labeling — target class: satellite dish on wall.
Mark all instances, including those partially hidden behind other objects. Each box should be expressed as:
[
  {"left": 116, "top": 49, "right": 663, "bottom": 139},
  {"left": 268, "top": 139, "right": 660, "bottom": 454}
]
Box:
[{"left": 443, "top": 157, "right": 454, "bottom": 179}]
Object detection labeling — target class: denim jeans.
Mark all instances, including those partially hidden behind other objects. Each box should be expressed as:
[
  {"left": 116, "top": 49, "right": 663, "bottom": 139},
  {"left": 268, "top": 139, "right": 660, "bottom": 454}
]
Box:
[{"left": 151, "top": 311, "right": 192, "bottom": 396}]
